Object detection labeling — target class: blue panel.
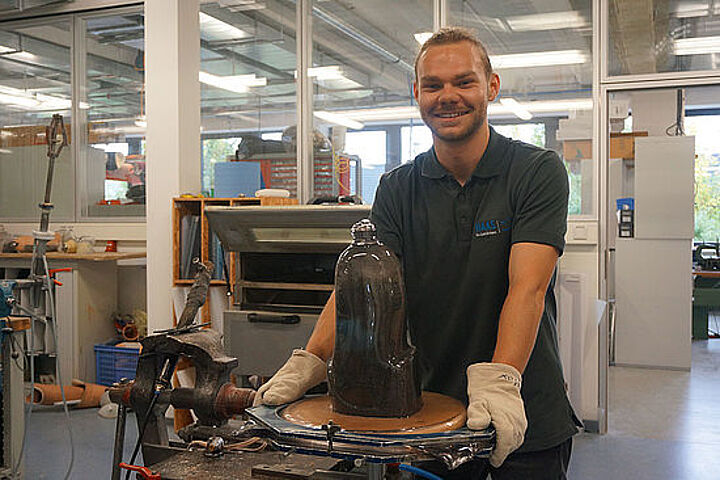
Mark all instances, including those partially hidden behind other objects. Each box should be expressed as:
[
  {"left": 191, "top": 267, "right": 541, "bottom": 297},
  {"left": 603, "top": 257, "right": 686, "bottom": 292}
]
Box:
[{"left": 213, "top": 161, "right": 262, "bottom": 198}]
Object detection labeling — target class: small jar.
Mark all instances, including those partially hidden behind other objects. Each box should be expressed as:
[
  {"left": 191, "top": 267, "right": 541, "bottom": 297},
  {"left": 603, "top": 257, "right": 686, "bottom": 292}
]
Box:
[
  {"left": 57, "top": 226, "right": 76, "bottom": 253},
  {"left": 76, "top": 236, "right": 95, "bottom": 254}
]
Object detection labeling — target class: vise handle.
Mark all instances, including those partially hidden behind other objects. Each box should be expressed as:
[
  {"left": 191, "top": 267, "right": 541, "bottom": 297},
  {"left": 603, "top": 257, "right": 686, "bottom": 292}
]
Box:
[{"left": 118, "top": 463, "right": 161, "bottom": 480}]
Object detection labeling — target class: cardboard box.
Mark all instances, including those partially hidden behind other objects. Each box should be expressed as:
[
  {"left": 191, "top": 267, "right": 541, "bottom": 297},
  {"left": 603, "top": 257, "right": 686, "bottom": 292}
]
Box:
[{"left": 562, "top": 132, "right": 648, "bottom": 161}]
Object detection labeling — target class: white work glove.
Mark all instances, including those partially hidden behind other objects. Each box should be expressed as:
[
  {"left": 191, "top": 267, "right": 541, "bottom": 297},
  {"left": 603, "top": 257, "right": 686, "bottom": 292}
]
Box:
[
  {"left": 466, "top": 362, "right": 528, "bottom": 467},
  {"left": 253, "top": 349, "right": 327, "bottom": 406}
]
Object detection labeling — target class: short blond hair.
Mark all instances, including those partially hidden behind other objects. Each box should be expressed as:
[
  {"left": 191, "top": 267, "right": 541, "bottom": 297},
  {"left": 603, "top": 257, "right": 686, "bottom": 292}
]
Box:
[{"left": 414, "top": 27, "right": 493, "bottom": 79}]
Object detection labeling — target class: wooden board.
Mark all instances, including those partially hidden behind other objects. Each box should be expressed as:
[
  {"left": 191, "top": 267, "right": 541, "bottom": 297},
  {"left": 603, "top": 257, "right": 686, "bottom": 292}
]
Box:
[
  {"left": 0, "top": 252, "right": 145, "bottom": 262},
  {"left": 281, "top": 392, "right": 466, "bottom": 434}
]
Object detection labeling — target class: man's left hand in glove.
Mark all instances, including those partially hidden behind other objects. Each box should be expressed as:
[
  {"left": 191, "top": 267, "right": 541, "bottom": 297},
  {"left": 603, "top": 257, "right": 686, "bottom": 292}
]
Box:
[{"left": 466, "top": 362, "right": 527, "bottom": 467}]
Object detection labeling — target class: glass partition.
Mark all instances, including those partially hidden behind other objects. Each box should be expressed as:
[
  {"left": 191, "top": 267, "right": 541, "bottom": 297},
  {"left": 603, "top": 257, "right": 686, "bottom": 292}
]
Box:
[
  {"left": 311, "top": 0, "right": 433, "bottom": 203},
  {"left": 199, "top": 0, "right": 298, "bottom": 199},
  {"left": 0, "top": 19, "right": 74, "bottom": 220},
  {"left": 449, "top": 0, "right": 594, "bottom": 217},
  {"left": 81, "top": 11, "right": 146, "bottom": 218},
  {"left": 608, "top": 0, "right": 720, "bottom": 77}
]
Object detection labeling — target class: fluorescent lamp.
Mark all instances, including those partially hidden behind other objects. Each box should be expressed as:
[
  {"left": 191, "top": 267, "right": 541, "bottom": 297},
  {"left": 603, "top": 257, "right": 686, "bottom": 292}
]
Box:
[
  {"left": 35, "top": 93, "right": 72, "bottom": 110},
  {"left": 491, "top": 50, "right": 589, "bottom": 69},
  {"left": 5, "top": 51, "right": 37, "bottom": 61},
  {"left": 332, "top": 99, "right": 592, "bottom": 123},
  {"left": 199, "top": 12, "right": 250, "bottom": 40},
  {"left": 0, "top": 92, "right": 39, "bottom": 108},
  {"left": 506, "top": 11, "right": 588, "bottom": 31},
  {"left": 230, "top": 74, "right": 267, "bottom": 87},
  {"left": 305, "top": 66, "right": 344, "bottom": 80},
  {"left": 200, "top": 72, "right": 267, "bottom": 93},
  {"left": 499, "top": 98, "right": 533, "bottom": 120},
  {"left": 0, "top": 45, "right": 18, "bottom": 54},
  {"left": 674, "top": 36, "right": 720, "bottom": 55},
  {"left": 414, "top": 32, "right": 433, "bottom": 45},
  {"left": 489, "top": 98, "right": 593, "bottom": 116},
  {"left": 341, "top": 106, "right": 421, "bottom": 122},
  {"left": 673, "top": 2, "right": 713, "bottom": 18},
  {"left": 314, "top": 111, "right": 364, "bottom": 130}
]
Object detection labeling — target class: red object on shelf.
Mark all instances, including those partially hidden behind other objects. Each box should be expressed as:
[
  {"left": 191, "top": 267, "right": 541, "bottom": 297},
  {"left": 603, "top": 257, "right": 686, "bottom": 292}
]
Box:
[{"left": 105, "top": 240, "right": 117, "bottom": 252}]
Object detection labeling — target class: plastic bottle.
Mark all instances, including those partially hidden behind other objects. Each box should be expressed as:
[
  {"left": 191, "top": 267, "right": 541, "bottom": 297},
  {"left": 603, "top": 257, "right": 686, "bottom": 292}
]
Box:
[{"left": 328, "top": 219, "right": 422, "bottom": 417}]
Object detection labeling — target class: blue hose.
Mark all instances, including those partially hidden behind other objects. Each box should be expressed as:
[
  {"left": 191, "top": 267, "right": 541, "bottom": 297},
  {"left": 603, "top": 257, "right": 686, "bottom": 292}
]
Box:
[{"left": 398, "top": 463, "right": 444, "bottom": 480}]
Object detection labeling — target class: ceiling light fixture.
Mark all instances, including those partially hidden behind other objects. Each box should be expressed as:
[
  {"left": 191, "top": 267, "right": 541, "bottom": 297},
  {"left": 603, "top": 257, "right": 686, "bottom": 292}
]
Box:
[
  {"left": 35, "top": 93, "right": 72, "bottom": 110},
  {"left": 506, "top": 11, "right": 588, "bottom": 31},
  {"left": 340, "top": 106, "right": 420, "bottom": 122},
  {"left": 414, "top": 32, "right": 433, "bottom": 45},
  {"left": 199, "top": 71, "right": 267, "bottom": 93},
  {"left": 199, "top": 12, "right": 250, "bottom": 41},
  {"left": 5, "top": 51, "right": 37, "bottom": 61},
  {"left": 499, "top": 98, "right": 533, "bottom": 120},
  {"left": 0, "top": 45, "right": 18, "bottom": 54},
  {"left": 314, "top": 111, "right": 364, "bottom": 130},
  {"left": 672, "top": 2, "right": 716, "bottom": 18},
  {"left": 489, "top": 98, "right": 593, "bottom": 115},
  {"left": 674, "top": 35, "right": 720, "bottom": 55},
  {"left": 0, "top": 92, "right": 39, "bottom": 108},
  {"left": 302, "top": 66, "right": 345, "bottom": 80},
  {"left": 491, "top": 50, "right": 589, "bottom": 69},
  {"left": 332, "top": 99, "right": 593, "bottom": 123}
]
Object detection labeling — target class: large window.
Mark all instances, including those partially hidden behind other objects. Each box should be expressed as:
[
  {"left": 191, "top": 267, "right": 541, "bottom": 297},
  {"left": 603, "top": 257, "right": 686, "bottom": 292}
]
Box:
[
  {"left": 199, "top": 1, "right": 298, "bottom": 198},
  {"left": 0, "top": 19, "right": 74, "bottom": 220},
  {"left": 687, "top": 114, "right": 720, "bottom": 241},
  {"left": 608, "top": 0, "right": 720, "bottom": 77},
  {"left": 0, "top": 8, "right": 146, "bottom": 222},
  {"left": 310, "top": 0, "right": 433, "bottom": 202},
  {"left": 449, "top": 0, "right": 594, "bottom": 217},
  {"left": 82, "top": 12, "right": 146, "bottom": 217}
]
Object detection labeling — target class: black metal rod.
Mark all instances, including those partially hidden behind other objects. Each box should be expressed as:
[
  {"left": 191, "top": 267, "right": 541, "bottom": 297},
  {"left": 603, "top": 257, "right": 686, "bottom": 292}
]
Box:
[{"left": 111, "top": 404, "right": 127, "bottom": 480}]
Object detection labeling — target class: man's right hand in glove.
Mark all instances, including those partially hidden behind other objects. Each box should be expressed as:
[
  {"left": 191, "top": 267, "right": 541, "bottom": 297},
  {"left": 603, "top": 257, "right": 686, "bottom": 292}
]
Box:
[{"left": 253, "top": 349, "right": 327, "bottom": 406}]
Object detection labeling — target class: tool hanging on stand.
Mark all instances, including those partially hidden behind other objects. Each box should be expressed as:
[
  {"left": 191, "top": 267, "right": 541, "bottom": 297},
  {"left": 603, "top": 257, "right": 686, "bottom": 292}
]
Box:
[
  {"left": 30, "top": 114, "right": 68, "bottom": 307},
  {"left": 7, "top": 114, "right": 74, "bottom": 480}
]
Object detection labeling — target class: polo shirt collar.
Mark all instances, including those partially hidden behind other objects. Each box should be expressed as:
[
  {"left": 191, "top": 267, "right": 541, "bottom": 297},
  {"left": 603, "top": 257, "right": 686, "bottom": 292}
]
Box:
[{"left": 420, "top": 127, "right": 507, "bottom": 180}]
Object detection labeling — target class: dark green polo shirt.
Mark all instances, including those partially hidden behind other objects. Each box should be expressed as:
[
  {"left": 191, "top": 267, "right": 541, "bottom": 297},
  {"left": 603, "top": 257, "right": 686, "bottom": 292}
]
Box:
[{"left": 370, "top": 127, "right": 578, "bottom": 453}]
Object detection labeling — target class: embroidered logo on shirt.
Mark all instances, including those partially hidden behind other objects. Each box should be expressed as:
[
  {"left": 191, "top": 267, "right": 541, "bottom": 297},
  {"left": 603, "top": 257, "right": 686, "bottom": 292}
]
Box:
[{"left": 473, "top": 218, "right": 512, "bottom": 237}]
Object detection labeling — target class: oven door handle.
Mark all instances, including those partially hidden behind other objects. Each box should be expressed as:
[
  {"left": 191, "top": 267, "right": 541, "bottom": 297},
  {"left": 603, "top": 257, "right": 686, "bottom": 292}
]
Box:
[{"left": 247, "top": 313, "right": 301, "bottom": 325}]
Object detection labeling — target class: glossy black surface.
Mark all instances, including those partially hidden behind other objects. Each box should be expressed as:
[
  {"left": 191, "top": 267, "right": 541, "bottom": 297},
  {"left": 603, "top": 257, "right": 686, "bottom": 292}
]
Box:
[{"left": 328, "top": 220, "right": 422, "bottom": 417}]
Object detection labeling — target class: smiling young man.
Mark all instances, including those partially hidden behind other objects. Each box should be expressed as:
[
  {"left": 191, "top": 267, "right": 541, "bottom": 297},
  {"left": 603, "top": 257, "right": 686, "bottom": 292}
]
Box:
[{"left": 254, "top": 27, "right": 580, "bottom": 479}]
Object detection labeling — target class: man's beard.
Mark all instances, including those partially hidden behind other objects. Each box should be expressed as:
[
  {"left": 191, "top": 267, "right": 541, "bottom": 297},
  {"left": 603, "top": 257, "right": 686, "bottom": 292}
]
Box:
[{"left": 422, "top": 106, "right": 486, "bottom": 143}]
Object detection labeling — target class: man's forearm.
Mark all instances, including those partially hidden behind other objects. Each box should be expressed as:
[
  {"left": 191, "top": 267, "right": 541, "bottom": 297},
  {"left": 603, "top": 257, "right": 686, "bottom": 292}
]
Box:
[
  {"left": 305, "top": 291, "right": 336, "bottom": 361},
  {"left": 491, "top": 285, "right": 546, "bottom": 374}
]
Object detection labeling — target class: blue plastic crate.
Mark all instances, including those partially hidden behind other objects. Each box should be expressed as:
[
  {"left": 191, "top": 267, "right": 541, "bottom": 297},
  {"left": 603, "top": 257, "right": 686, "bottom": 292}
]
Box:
[{"left": 94, "top": 344, "right": 141, "bottom": 386}]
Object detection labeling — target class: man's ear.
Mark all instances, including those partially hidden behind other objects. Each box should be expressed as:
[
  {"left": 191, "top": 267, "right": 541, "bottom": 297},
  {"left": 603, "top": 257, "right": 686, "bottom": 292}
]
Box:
[
  {"left": 412, "top": 81, "right": 419, "bottom": 102},
  {"left": 488, "top": 73, "right": 500, "bottom": 102}
]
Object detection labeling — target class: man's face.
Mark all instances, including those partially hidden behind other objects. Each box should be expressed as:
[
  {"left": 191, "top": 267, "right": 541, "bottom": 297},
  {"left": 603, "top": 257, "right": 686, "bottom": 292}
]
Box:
[{"left": 413, "top": 41, "right": 499, "bottom": 143}]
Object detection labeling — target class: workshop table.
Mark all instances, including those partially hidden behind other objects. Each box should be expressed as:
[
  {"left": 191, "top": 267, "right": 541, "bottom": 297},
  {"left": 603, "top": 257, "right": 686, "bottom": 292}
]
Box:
[
  {"left": 0, "top": 251, "right": 146, "bottom": 383},
  {"left": 148, "top": 449, "right": 345, "bottom": 480}
]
